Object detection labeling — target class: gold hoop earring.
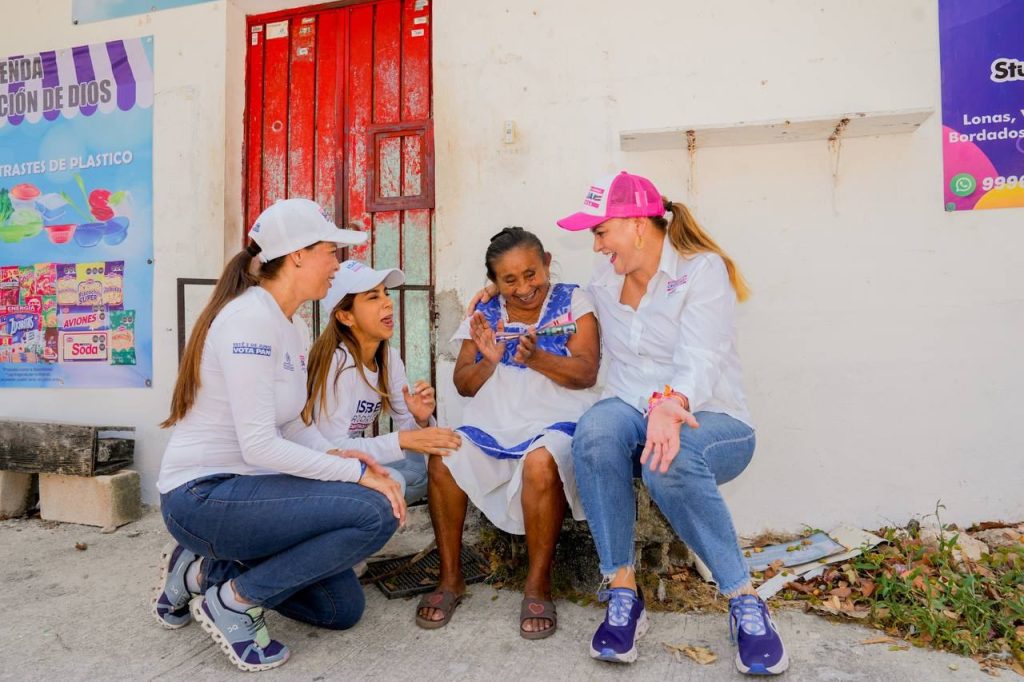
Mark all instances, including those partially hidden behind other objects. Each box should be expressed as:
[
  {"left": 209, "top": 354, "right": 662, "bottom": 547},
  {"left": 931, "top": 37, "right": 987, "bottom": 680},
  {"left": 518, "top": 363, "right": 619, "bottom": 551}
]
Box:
[{"left": 634, "top": 233, "right": 644, "bottom": 250}]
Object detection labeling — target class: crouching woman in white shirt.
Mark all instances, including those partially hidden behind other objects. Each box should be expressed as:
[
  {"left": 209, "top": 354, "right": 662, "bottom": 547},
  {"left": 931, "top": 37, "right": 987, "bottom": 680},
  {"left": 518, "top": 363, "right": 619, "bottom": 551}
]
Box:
[
  {"left": 558, "top": 172, "right": 788, "bottom": 675},
  {"left": 152, "top": 199, "right": 404, "bottom": 673}
]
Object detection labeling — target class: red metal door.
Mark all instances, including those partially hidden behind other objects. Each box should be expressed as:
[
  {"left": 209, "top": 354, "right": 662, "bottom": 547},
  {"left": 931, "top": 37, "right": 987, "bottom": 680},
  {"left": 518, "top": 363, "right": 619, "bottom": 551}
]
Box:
[{"left": 244, "top": 0, "right": 434, "bottom": 389}]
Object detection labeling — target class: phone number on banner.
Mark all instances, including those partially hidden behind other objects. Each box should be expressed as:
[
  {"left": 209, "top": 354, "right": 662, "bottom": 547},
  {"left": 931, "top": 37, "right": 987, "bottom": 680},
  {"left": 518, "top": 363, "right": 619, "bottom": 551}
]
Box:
[{"left": 981, "top": 175, "right": 1024, "bottom": 191}]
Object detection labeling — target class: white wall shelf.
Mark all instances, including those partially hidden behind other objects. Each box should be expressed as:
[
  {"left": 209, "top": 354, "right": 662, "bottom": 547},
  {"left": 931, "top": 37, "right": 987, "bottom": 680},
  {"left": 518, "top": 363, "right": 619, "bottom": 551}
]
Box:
[{"left": 619, "top": 108, "right": 934, "bottom": 151}]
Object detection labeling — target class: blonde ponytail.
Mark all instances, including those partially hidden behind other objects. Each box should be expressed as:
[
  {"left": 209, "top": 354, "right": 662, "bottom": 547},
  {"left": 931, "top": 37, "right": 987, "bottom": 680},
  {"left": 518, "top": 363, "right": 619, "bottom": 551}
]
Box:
[{"left": 655, "top": 200, "right": 751, "bottom": 302}]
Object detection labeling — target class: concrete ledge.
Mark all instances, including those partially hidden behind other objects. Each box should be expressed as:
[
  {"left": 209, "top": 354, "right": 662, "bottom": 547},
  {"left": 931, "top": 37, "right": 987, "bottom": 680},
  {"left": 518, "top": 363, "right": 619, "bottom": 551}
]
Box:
[
  {"left": 39, "top": 469, "right": 141, "bottom": 529},
  {"left": 0, "top": 471, "right": 33, "bottom": 518}
]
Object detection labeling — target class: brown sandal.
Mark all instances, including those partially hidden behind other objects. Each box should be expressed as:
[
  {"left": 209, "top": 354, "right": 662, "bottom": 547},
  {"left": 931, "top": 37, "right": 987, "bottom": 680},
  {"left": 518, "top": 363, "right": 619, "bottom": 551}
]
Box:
[
  {"left": 415, "top": 590, "right": 465, "bottom": 629},
  {"left": 519, "top": 597, "right": 557, "bottom": 640}
]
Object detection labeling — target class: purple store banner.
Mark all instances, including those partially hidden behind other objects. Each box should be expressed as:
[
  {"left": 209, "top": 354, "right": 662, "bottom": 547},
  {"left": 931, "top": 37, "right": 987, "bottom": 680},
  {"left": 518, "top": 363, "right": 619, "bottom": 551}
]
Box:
[{"left": 940, "top": 0, "right": 1024, "bottom": 211}]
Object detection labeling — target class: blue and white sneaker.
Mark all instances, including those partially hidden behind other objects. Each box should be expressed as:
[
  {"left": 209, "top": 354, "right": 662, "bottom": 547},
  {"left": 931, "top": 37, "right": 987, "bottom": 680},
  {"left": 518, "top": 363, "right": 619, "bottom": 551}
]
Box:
[
  {"left": 729, "top": 594, "right": 789, "bottom": 675},
  {"left": 152, "top": 542, "right": 198, "bottom": 629},
  {"left": 590, "top": 587, "right": 650, "bottom": 663},
  {"left": 191, "top": 585, "right": 290, "bottom": 672}
]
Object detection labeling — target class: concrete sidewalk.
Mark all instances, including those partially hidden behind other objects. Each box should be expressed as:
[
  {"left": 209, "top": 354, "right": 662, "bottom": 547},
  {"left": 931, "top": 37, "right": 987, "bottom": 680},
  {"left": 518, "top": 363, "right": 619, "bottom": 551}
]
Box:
[{"left": 0, "top": 511, "right": 986, "bottom": 681}]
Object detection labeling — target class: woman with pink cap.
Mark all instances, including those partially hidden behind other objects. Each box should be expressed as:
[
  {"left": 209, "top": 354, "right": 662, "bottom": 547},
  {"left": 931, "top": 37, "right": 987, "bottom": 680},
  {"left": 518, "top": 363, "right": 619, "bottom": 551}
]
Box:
[{"left": 557, "top": 171, "right": 788, "bottom": 675}]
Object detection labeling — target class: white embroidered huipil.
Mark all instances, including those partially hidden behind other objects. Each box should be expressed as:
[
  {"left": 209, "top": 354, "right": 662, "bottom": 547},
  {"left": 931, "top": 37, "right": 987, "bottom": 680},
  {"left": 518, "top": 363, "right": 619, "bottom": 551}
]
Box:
[
  {"left": 588, "top": 241, "right": 753, "bottom": 427},
  {"left": 444, "top": 284, "right": 600, "bottom": 534}
]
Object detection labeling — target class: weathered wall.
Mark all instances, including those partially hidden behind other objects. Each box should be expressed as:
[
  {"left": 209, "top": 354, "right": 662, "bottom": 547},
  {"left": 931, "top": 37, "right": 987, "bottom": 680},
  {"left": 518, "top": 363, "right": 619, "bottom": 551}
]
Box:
[
  {"left": 3, "top": 0, "right": 233, "bottom": 499},
  {"left": 432, "top": 0, "right": 1023, "bottom": 533},
  {"left": 6, "top": 1, "right": 1021, "bottom": 535}
]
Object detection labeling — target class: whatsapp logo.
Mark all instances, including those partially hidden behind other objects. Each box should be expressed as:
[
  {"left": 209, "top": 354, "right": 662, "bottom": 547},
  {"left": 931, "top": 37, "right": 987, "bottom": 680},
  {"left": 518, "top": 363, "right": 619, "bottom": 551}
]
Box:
[{"left": 950, "top": 173, "right": 977, "bottom": 197}]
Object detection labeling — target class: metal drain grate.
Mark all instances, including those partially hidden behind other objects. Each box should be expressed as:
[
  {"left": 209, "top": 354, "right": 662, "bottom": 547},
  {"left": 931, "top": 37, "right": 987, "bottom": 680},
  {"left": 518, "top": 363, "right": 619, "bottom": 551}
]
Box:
[{"left": 364, "top": 546, "right": 491, "bottom": 599}]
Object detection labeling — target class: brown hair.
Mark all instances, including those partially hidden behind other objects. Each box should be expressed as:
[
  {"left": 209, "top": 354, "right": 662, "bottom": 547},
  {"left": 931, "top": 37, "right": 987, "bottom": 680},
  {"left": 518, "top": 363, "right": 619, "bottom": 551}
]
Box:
[
  {"left": 302, "top": 292, "right": 393, "bottom": 425},
  {"left": 161, "top": 243, "right": 291, "bottom": 428},
  {"left": 653, "top": 200, "right": 751, "bottom": 302}
]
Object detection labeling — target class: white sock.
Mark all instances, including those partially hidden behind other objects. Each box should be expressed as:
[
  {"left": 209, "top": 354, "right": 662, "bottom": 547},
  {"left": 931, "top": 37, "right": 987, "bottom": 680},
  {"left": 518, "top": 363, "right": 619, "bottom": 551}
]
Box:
[
  {"left": 218, "top": 581, "right": 253, "bottom": 613},
  {"left": 184, "top": 558, "right": 202, "bottom": 595}
]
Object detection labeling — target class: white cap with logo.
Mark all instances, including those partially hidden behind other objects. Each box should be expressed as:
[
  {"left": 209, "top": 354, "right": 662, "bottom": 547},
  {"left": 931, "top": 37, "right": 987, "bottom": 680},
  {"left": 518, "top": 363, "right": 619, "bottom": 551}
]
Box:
[
  {"left": 322, "top": 260, "right": 405, "bottom": 312},
  {"left": 248, "top": 198, "right": 368, "bottom": 262}
]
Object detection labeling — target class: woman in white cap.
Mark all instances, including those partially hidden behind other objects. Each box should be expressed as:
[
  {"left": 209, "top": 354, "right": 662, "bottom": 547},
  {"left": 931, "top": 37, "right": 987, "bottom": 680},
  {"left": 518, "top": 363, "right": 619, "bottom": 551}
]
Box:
[
  {"left": 557, "top": 171, "right": 788, "bottom": 675},
  {"left": 152, "top": 199, "right": 404, "bottom": 673},
  {"left": 302, "top": 260, "right": 462, "bottom": 503}
]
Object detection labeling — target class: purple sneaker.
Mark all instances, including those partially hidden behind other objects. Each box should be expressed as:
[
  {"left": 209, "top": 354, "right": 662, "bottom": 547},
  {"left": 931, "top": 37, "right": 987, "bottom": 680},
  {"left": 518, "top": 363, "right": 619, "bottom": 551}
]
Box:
[
  {"left": 729, "top": 594, "right": 789, "bottom": 675},
  {"left": 590, "top": 587, "right": 649, "bottom": 663},
  {"left": 191, "top": 585, "right": 290, "bottom": 672},
  {"left": 152, "top": 542, "right": 198, "bottom": 629}
]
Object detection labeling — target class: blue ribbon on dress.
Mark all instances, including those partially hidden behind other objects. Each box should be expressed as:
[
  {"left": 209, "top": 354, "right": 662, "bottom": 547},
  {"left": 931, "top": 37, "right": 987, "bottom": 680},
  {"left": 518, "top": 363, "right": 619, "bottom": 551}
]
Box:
[{"left": 456, "top": 422, "right": 576, "bottom": 460}]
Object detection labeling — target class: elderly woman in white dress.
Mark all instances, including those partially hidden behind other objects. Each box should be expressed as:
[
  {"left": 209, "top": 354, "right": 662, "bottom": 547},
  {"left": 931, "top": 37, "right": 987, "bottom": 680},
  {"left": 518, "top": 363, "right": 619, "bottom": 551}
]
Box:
[{"left": 415, "top": 227, "right": 600, "bottom": 639}]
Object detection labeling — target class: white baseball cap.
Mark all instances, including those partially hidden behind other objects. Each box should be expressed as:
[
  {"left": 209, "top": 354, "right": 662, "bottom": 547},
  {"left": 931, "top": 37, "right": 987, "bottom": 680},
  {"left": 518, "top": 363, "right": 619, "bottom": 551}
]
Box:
[
  {"left": 322, "top": 260, "right": 406, "bottom": 311},
  {"left": 248, "top": 198, "right": 368, "bottom": 262}
]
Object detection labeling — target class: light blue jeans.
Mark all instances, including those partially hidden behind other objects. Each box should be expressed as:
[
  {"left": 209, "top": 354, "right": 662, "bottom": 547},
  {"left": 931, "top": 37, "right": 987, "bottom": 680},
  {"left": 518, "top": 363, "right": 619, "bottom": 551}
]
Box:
[
  {"left": 572, "top": 398, "right": 755, "bottom": 595},
  {"left": 384, "top": 451, "right": 428, "bottom": 504}
]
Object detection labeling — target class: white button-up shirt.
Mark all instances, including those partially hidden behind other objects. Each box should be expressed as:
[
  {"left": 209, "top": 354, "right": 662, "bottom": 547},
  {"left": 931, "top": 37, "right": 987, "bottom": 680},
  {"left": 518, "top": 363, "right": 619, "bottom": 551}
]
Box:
[{"left": 588, "top": 239, "right": 752, "bottom": 427}]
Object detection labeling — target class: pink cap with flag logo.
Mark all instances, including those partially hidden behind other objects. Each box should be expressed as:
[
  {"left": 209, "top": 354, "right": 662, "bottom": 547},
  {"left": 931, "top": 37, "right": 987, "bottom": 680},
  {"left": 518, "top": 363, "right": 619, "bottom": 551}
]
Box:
[{"left": 556, "top": 171, "right": 666, "bottom": 231}]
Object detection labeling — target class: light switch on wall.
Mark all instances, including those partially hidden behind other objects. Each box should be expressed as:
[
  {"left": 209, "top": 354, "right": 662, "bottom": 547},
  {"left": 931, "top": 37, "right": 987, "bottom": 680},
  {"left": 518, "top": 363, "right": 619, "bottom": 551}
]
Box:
[{"left": 503, "top": 120, "right": 516, "bottom": 144}]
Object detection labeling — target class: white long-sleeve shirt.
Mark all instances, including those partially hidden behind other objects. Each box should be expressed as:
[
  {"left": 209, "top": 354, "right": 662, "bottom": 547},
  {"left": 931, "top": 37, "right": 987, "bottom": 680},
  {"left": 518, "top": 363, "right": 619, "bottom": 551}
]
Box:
[
  {"left": 588, "top": 241, "right": 752, "bottom": 427},
  {"left": 313, "top": 346, "right": 429, "bottom": 464},
  {"left": 157, "top": 286, "right": 360, "bottom": 494}
]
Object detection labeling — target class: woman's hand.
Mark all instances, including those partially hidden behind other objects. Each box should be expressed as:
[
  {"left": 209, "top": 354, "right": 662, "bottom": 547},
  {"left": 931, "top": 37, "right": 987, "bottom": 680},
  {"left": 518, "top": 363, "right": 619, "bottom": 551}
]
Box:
[
  {"left": 466, "top": 284, "right": 498, "bottom": 315},
  {"left": 512, "top": 330, "right": 537, "bottom": 365},
  {"left": 640, "top": 400, "right": 700, "bottom": 474},
  {"left": 403, "top": 381, "right": 436, "bottom": 426},
  {"left": 469, "top": 312, "right": 505, "bottom": 365},
  {"left": 357, "top": 466, "right": 406, "bottom": 526},
  {"left": 327, "top": 448, "right": 389, "bottom": 477},
  {"left": 399, "top": 427, "right": 462, "bottom": 456}
]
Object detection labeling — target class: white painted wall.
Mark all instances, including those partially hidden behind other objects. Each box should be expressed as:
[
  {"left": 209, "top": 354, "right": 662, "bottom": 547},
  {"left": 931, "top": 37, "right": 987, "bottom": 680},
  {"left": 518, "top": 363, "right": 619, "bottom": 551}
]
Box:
[
  {"left": 3, "top": 0, "right": 234, "bottom": 501},
  {"left": 6, "top": 0, "right": 1020, "bottom": 536},
  {"left": 432, "top": 0, "right": 1024, "bottom": 534}
]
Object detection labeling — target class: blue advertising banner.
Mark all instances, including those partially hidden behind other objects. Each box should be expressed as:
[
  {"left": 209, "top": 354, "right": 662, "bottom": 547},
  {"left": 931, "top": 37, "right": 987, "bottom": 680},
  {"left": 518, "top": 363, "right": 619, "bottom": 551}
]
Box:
[
  {"left": 0, "top": 37, "right": 153, "bottom": 388},
  {"left": 73, "top": 1, "right": 215, "bottom": 25},
  {"left": 940, "top": 0, "right": 1024, "bottom": 211}
]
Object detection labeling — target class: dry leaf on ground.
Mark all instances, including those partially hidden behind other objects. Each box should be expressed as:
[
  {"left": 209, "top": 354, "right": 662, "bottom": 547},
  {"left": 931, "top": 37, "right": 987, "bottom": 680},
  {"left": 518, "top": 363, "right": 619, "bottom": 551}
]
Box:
[
  {"left": 859, "top": 636, "right": 896, "bottom": 645},
  {"left": 663, "top": 642, "right": 717, "bottom": 665}
]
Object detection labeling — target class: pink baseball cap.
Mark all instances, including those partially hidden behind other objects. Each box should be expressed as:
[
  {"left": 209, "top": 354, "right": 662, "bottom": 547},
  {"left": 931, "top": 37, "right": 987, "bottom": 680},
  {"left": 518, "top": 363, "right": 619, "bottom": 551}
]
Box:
[{"left": 556, "top": 171, "right": 666, "bottom": 231}]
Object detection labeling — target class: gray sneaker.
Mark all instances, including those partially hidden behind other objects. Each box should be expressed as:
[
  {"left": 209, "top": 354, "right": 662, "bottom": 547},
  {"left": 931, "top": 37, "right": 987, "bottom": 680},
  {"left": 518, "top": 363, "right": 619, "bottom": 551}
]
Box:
[
  {"left": 152, "top": 542, "right": 198, "bottom": 629},
  {"left": 191, "top": 585, "right": 290, "bottom": 672}
]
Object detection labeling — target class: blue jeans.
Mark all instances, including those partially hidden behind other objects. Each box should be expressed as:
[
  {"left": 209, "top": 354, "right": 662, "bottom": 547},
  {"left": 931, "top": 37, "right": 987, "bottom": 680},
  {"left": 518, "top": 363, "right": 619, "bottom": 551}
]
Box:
[
  {"left": 384, "top": 451, "right": 428, "bottom": 504},
  {"left": 160, "top": 473, "right": 398, "bottom": 629},
  {"left": 572, "top": 398, "right": 755, "bottom": 595}
]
